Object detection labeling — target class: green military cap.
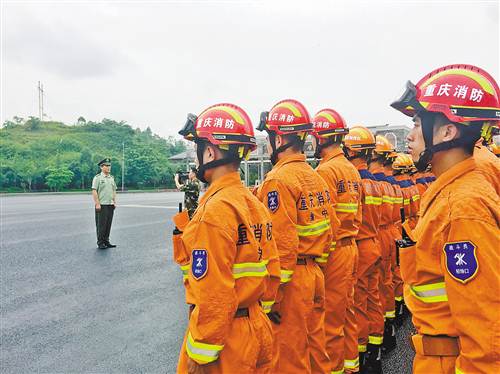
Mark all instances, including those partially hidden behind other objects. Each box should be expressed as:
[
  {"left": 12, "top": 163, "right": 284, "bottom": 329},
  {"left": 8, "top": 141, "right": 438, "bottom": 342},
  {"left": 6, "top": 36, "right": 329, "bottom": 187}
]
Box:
[{"left": 98, "top": 158, "right": 111, "bottom": 166}]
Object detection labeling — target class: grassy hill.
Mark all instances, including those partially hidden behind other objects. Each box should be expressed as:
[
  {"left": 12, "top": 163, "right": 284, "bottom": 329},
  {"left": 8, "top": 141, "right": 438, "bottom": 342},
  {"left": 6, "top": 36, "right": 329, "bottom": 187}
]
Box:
[{"left": 0, "top": 117, "right": 185, "bottom": 192}]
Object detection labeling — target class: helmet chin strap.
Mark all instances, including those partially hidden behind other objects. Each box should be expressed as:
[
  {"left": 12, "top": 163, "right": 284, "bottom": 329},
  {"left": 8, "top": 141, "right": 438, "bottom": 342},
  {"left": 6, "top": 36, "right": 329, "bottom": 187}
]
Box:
[
  {"left": 268, "top": 132, "right": 299, "bottom": 165},
  {"left": 314, "top": 137, "right": 336, "bottom": 159},
  {"left": 195, "top": 141, "right": 238, "bottom": 183}
]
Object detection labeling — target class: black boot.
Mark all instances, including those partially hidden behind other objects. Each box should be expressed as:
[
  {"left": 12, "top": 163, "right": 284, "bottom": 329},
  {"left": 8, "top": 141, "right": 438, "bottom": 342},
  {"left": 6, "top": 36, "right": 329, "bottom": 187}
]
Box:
[
  {"left": 363, "top": 343, "right": 383, "bottom": 374},
  {"left": 382, "top": 318, "right": 397, "bottom": 354},
  {"left": 395, "top": 300, "right": 404, "bottom": 327},
  {"left": 359, "top": 351, "right": 366, "bottom": 372}
]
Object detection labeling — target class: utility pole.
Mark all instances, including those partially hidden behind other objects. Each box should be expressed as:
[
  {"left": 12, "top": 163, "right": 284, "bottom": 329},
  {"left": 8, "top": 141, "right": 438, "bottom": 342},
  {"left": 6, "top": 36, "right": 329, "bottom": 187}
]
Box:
[
  {"left": 121, "top": 142, "right": 125, "bottom": 192},
  {"left": 37, "top": 81, "right": 45, "bottom": 120}
]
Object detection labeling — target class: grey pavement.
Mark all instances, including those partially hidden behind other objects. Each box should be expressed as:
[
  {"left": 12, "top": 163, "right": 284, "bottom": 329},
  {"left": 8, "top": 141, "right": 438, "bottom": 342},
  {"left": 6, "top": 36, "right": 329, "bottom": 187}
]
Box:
[{"left": 1, "top": 193, "right": 413, "bottom": 373}]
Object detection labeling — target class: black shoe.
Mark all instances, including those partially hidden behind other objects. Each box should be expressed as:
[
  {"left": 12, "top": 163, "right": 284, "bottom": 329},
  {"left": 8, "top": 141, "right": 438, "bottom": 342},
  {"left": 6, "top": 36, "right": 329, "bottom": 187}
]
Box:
[
  {"left": 105, "top": 242, "right": 117, "bottom": 248},
  {"left": 363, "top": 344, "right": 383, "bottom": 374},
  {"left": 382, "top": 319, "right": 397, "bottom": 354},
  {"left": 395, "top": 300, "right": 404, "bottom": 327},
  {"left": 359, "top": 351, "right": 366, "bottom": 372},
  {"left": 98, "top": 244, "right": 108, "bottom": 249}
]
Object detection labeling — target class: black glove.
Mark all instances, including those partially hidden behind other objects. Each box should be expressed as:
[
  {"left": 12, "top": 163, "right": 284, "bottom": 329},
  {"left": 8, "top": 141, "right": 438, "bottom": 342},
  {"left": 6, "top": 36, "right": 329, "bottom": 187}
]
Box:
[{"left": 267, "top": 311, "right": 281, "bottom": 325}]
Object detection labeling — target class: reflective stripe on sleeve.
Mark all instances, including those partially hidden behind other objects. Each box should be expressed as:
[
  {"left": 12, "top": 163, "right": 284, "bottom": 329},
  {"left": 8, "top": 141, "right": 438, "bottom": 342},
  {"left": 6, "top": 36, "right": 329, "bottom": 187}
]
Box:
[
  {"left": 335, "top": 202, "right": 358, "bottom": 213},
  {"left": 261, "top": 300, "right": 274, "bottom": 314},
  {"left": 394, "top": 197, "right": 404, "bottom": 204},
  {"left": 296, "top": 219, "right": 330, "bottom": 237},
  {"left": 403, "top": 198, "right": 411, "bottom": 205},
  {"left": 368, "top": 335, "right": 383, "bottom": 345},
  {"left": 385, "top": 310, "right": 396, "bottom": 319},
  {"left": 410, "top": 282, "right": 448, "bottom": 303},
  {"left": 412, "top": 195, "right": 421, "bottom": 201},
  {"left": 344, "top": 357, "right": 360, "bottom": 370},
  {"left": 180, "top": 264, "right": 189, "bottom": 280},
  {"left": 232, "top": 261, "right": 269, "bottom": 279},
  {"left": 186, "top": 332, "right": 224, "bottom": 364},
  {"left": 330, "top": 241, "right": 337, "bottom": 252},
  {"left": 365, "top": 196, "right": 382, "bottom": 205},
  {"left": 455, "top": 367, "right": 465, "bottom": 374},
  {"left": 382, "top": 195, "right": 393, "bottom": 204},
  {"left": 358, "top": 344, "right": 367, "bottom": 353},
  {"left": 280, "top": 269, "right": 294, "bottom": 283},
  {"left": 315, "top": 252, "right": 329, "bottom": 264}
]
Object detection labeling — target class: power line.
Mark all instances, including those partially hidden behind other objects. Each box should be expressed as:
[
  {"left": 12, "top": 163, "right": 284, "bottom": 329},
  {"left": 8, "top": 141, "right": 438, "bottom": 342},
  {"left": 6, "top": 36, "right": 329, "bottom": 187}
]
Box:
[{"left": 37, "top": 81, "right": 45, "bottom": 121}]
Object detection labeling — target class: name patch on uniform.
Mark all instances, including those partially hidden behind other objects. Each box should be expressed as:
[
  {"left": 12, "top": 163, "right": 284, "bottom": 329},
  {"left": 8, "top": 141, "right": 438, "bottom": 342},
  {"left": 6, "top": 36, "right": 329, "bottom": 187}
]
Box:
[
  {"left": 443, "top": 241, "right": 478, "bottom": 284},
  {"left": 267, "top": 191, "right": 279, "bottom": 213},
  {"left": 191, "top": 249, "right": 208, "bottom": 280}
]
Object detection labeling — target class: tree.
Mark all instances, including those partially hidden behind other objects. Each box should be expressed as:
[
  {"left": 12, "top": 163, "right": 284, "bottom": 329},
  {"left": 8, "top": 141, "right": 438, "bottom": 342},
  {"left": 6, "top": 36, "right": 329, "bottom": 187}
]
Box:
[
  {"left": 25, "top": 116, "right": 41, "bottom": 131},
  {"left": 45, "top": 167, "right": 74, "bottom": 191},
  {"left": 77, "top": 116, "right": 86, "bottom": 125},
  {"left": 16, "top": 159, "right": 37, "bottom": 191}
]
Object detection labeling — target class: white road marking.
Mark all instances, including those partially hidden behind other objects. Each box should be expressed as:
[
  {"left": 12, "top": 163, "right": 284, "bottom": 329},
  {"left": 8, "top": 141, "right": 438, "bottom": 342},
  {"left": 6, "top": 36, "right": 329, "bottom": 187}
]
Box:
[{"left": 119, "top": 204, "right": 179, "bottom": 209}]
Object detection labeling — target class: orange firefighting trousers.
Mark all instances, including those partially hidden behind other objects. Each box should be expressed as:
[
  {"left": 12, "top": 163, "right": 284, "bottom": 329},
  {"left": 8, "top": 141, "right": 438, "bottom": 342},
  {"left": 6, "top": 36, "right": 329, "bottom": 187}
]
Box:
[
  {"left": 324, "top": 239, "right": 358, "bottom": 373},
  {"left": 378, "top": 226, "right": 395, "bottom": 319},
  {"left": 274, "top": 258, "right": 327, "bottom": 374},
  {"left": 354, "top": 237, "right": 384, "bottom": 350},
  {"left": 177, "top": 303, "right": 273, "bottom": 374}
]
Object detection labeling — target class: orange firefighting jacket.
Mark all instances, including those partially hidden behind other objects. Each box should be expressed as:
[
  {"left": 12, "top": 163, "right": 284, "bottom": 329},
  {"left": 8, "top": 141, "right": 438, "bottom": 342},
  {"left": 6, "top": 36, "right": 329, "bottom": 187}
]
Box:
[
  {"left": 372, "top": 166, "right": 394, "bottom": 228},
  {"left": 316, "top": 147, "right": 362, "bottom": 243},
  {"left": 385, "top": 172, "right": 403, "bottom": 229},
  {"left": 401, "top": 157, "right": 500, "bottom": 373},
  {"left": 257, "top": 153, "right": 335, "bottom": 283},
  {"left": 474, "top": 144, "right": 500, "bottom": 195},
  {"left": 394, "top": 174, "right": 418, "bottom": 227},
  {"left": 354, "top": 161, "right": 382, "bottom": 241},
  {"left": 414, "top": 172, "right": 429, "bottom": 197},
  {"left": 173, "top": 172, "right": 281, "bottom": 364}
]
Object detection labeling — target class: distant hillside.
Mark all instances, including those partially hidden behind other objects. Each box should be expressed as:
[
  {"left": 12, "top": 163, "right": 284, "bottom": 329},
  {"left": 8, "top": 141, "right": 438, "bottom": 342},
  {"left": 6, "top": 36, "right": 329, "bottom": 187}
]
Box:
[{"left": 0, "top": 117, "right": 185, "bottom": 191}]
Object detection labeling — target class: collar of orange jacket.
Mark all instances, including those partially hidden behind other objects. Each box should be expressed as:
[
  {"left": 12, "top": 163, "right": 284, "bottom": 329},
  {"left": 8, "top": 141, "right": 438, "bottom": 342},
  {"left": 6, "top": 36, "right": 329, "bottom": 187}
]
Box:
[
  {"left": 353, "top": 159, "right": 368, "bottom": 171},
  {"left": 319, "top": 147, "right": 343, "bottom": 165},
  {"left": 274, "top": 153, "right": 306, "bottom": 169},
  {"left": 199, "top": 171, "right": 242, "bottom": 206},
  {"left": 419, "top": 157, "right": 476, "bottom": 216}
]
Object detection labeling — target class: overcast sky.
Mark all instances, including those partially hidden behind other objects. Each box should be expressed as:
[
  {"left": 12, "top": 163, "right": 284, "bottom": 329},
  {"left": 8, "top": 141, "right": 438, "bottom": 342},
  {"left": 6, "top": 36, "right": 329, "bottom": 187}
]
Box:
[{"left": 2, "top": 0, "right": 499, "bottom": 138}]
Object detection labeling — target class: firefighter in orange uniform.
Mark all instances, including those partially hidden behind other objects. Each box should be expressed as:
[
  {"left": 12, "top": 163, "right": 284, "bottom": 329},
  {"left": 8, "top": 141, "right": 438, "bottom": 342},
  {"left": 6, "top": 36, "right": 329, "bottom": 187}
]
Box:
[
  {"left": 369, "top": 135, "right": 398, "bottom": 354},
  {"left": 391, "top": 64, "right": 500, "bottom": 373},
  {"left": 490, "top": 142, "right": 500, "bottom": 157},
  {"left": 256, "top": 99, "right": 335, "bottom": 374},
  {"left": 391, "top": 153, "right": 411, "bottom": 325},
  {"left": 173, "top": 103, "right": 281, "bottom": 374},
  {"left": 393, "top": 154, "right": 419, "bottom": 230},
  {"left": 474, "top": 124, "right": 500, "bottom": 194},
  {"left": 311, "top": 109, "right": 363, "bottom": 373},
  {"left": 343, "top": 126, "right": 384, "bottom": 373}
]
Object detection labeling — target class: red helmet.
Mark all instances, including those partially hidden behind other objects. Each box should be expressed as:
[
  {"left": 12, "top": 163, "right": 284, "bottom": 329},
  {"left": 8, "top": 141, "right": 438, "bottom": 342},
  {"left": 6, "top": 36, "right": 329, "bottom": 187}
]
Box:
[
  {"left": 391, "top": 64, "right": 500, "bottom": 123},
  {"left": 179, "top": 103, "right": 257, "bottom": 152},
  {"left": 258, "top": 99, "right": 312, "bottom": 135},
  {"left": 312, "top": 108, "right": 348, "bottom": 139}
]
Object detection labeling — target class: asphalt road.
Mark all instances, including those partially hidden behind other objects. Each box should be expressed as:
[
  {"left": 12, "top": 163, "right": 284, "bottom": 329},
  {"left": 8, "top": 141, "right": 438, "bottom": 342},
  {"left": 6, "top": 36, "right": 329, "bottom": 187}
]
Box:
[{"left": 1, "top": 193, "right": 413, "bottom": 373}]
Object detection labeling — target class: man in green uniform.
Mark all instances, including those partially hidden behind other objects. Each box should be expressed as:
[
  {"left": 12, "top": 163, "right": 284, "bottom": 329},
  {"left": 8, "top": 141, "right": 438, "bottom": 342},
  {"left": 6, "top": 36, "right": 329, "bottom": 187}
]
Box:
[
  {"left": 92, "top": 158, "right": 117, "bottom": 249},
  {"left": 174, "top": 167, "right": 201, "bottom": 218}
]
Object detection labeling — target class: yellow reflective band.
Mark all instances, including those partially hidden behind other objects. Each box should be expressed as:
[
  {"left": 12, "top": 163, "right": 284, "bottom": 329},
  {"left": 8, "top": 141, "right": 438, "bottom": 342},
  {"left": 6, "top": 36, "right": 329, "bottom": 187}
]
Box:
[
  {"left": 385, "top": 310, "right": 396, "bottom": 319},
  {"left": 412, "top": 195, "right": 420, "bottom": 201},
  {"left": 331, "top": 369, "right": 344, "bottom": 374},
  {"left": 455, "top": 367, "right": 465, "bottom": 374},
  {"left": 296, "top": 219, "right": 330, "bottom": 237},
  {"left": 394, "top": 197, "right": 404, "bottom": 204},
  {"left": 315, "top": 252, "right": 329, "bottom": 263},
  {"left": 369, "top": 335, "right": 383, "bottom": 345},
  {"left": 410, "top": 282, "right": 448, "bottom": 303},
  {"left": 395, "top": 296, "right": 403, "bottom": 302},
  {"left": 330, "top": 241, "right": 337, "bottom": 252},
  {"left": 232, "top": 261, "right": 268, "bottom": 279},
  {"left": 365, "top": 196, "right": 382, "bottom": 205},
  {"left": 344, "top": 357, "right": 360, "bottom": 370},
  {"left": 403, "top": 198, "right": 410, "bottom": 205},
  {"left": 358, "top": 344, "right": 367, "bottom": 353},
  {"left": 280, "top": 269, "right": 294, "bottom": 283},
  {"left": 382, "top": 195, "right": 393, "bottom": 204},
  {"left": 261, "top": 300, "right": 274, "bottom": 314},
  {"left": 180, "top": 264, "right": 189, "bottom": 280},
  {"left": 186, "top": 332, "right": 224, "bottom": 364},
  {"left": 335, "top": 202, "right": 358, "bottom": 213}
]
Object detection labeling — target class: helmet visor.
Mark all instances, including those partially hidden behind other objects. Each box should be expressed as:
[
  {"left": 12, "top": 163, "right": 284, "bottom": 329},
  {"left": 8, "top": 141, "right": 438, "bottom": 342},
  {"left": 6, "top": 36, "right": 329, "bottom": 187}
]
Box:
[
  {"left": 179, "top": 113, "right": 198, "bottom": 139},
  {"left": 390, "top": 80, "right": 427, "bottom": 117}
]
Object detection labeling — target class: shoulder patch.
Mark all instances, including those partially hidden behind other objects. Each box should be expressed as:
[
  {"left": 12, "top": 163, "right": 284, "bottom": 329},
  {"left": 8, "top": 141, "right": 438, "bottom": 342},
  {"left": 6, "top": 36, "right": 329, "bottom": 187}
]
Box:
[
  {"left": 191, "top": 249, "right": 208, "bottom": 280},
  {"left": 267, "top": 191, "right": 279, "bottom": 213},
  {"left": 443, "top": 241, "right": 478, "bottom": 284}
]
